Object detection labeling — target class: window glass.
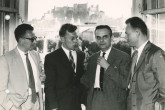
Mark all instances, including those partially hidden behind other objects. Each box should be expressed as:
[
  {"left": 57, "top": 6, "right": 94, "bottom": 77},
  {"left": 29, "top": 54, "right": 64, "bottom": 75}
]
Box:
[
  {"left": 158, "top": 13, "right": 165, "bottom": 50},
  {"left": 5, "top": 0, "right": 10, "bottom": 7},
  {"left": 146, "top": 15, "right": 157, "bottom": 44},
  {"left": 158, "top": 0, "right": 165, "bottom": 8}
]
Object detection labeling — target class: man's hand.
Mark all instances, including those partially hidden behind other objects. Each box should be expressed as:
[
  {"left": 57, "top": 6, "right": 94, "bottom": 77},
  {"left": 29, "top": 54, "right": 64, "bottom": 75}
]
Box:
[
  {"left": 97, "top": 56, "right": 110, "bottom": 70},
  {"left": 81, "top": 104, "right": 86, "bottom": 110}
]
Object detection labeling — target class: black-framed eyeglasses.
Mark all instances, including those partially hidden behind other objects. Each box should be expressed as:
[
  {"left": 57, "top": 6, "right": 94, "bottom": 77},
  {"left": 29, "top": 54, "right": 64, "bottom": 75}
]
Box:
[{"left": 24, "top": 37, "right": 37, "bottom": 42}]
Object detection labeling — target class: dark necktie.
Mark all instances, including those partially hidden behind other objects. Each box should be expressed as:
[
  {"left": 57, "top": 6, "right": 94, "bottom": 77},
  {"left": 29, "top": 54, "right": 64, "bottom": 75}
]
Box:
[
  {"left": 100, "top": 52, "right": 106, "bottom": 90},
  {"left": 69, "top": 51, "right": 75, "bottom": 70},
  {"left": 131, "top": 50, "right": 138, "bottom": 78},
  {"left": 25, "top": 53, "right": 37, "bottom": 103}
]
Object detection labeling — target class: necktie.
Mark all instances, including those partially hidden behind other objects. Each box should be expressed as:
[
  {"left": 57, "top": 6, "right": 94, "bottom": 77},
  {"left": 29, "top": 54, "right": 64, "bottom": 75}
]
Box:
[
  {"left": 25, "top": 53, "right": 37, "bottom": 103},
  {"left": 128, "top": 50, "right": 138, "bottom": 89},
  {"left": 100, "top": 52, "right": 106, "bottom": 90},
  {"left": 69, "top": 51, "right": 75, "bottom": 70},
  {"left": 131, "top": 50, "right": 138, "bottom": 78}
]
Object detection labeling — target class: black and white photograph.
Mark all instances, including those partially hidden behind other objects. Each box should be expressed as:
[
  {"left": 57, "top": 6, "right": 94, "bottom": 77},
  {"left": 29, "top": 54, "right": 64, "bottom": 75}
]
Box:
[{"left": 0, "top": 0, "right": 165, "bottom": 110}]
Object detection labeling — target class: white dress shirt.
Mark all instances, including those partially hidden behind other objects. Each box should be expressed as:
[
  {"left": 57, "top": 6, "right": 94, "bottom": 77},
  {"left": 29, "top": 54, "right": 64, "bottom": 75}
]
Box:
[
  {"left": 17, "top": 47, "right": 39, "bottom": 94},
  {"left": 62, "top": 45, "right": 77, "bottom": 72},
  {"left": 94, "top": 46, "right": 112, "bottom": 88}
]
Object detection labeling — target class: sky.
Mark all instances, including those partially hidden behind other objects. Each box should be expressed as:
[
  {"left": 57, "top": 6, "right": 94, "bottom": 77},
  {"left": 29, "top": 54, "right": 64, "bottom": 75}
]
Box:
[{"left": 28, "top": 0, "right": 132, "bottom": 21}]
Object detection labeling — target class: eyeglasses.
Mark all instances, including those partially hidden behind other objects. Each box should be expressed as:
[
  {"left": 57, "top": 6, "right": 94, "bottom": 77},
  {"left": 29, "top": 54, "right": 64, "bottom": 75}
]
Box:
[{"left": 24, "top": 37, "right": 37, "bottom": 42}]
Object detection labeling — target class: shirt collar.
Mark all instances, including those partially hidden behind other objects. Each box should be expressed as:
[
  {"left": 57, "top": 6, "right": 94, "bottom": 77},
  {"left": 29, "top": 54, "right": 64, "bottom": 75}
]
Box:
[
  {"left": 17, "top": 46, "right": 29, "bottom": 56},
  {"left": 100, "top": 46, "right": 112, "bottom": 59},
  {"left": 137, "top": 40, "right": 148, "bottom": 53},
  {"left": 62, "top": 45, "right": 76, "bottom": 58},
  {"left": 62, "top": 45, "right": 69, "bottom": 56},
  {"left": 135, "top": 40, "right": 148, "bottom": 62}
]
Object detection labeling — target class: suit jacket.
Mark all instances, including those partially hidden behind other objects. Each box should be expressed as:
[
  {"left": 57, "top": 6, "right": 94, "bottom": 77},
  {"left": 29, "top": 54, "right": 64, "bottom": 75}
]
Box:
[
  {"left": 127, "top": 41, "right": 165, "bottom": 110},
  {"left": 44, "top": 47, "right": 85, "bottom": 110},
  {"left": 81, "top": 47, "right": 131, "bottom": 110},
  {"left": 0, "top": 48, "right": 43, "bottom": 110}
]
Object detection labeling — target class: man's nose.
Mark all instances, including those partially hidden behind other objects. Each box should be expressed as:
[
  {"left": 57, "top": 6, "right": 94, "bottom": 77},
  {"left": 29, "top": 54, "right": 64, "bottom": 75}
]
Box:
[
  {"left": 33, "top": 40, "right": 37, "bottom": 43},
  {"left": 74, "top": 38, "right": 78, "bottom": 43},
  {"left": 100, "top": 37, "right": 104, "bottom": 42},
  {"left": 125, "top": 35, "right": 128, "bottom": 40}
]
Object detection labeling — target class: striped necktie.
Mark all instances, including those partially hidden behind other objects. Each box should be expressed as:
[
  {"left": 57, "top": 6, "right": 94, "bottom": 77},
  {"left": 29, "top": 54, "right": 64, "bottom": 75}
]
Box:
[
  {"left": 69, "top": 51, "right": 75, "bottom": 70},
  {"left": 131, "top": 50, "right": 138, "bottom": 76}
]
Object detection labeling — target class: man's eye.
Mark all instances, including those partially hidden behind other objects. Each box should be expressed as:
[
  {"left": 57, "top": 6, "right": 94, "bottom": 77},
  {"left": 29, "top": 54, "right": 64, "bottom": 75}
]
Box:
[
  {"left": 103, "top": 36, "right": 108, "bottom": 39},
  {"left": 72, "top": 37, "right": 77, "bottom": 41},
  {"left": 97, "top": 37, "right": 101, "bottom": 40}
]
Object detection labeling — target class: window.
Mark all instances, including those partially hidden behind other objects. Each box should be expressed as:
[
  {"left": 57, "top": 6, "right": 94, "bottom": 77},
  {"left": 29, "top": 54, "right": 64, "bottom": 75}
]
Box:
[
  {"left": 158, "top": 13, "right": 165, "bottom": 50},
  {"left": 158, "top": 0, "right": 165, "bottom": 8},
  {"left": 0, "top": 0, "right": 3, "bottom": 6},
  {"left": 5, "top": 0, "right": 10, "bottom": 7},
  {"left": 143, "top": 0, "right": 147, "bottom": 11},
  {"left": 146, "top": 15, "right": 157, "bottom": 44}
]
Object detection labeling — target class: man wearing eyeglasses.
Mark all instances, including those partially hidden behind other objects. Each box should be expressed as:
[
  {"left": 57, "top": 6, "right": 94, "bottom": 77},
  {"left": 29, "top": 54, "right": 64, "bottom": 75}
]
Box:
[{"left": 0, "top": 24, "right": 43, "bottom": 110}]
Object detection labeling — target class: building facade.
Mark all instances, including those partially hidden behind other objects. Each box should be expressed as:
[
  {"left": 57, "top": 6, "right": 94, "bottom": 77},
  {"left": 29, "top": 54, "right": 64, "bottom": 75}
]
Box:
[
  {"left": 0, "top": 0, "right": 28, "bottom": 55},
  {"left": 132, "top": 0, "right": 165, "bottom": 50}
]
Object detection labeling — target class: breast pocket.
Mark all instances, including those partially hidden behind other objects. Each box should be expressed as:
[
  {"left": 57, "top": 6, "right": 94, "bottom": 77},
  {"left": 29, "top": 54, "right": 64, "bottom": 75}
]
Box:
[{"left": 142, "top": 71, "right": 155, "bottom": 85}]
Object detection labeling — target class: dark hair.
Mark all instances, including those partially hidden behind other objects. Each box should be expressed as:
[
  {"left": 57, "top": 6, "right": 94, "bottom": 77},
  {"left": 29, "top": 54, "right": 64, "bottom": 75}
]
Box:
[
  {"left": 14, "top": 24, "right": 34, "bottom": 42},
  {"left": 125, "top": 17, "right": 148, "bottom": 36},
  {"left": 59, "top": 23, "right": 77, "bottom": 37},
  {"left": 95, "top": 25, "right": 112, "bottom": 37}
]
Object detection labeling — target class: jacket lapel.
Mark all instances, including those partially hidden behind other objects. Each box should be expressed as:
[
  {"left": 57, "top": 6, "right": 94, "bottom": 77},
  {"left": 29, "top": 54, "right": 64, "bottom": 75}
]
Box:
[
  {"left": 29, "top": 51, "right": 39, "bottom": 69},
  {"left": 29, "top": 51, "right": 41, "bottom": 82},
  {"left": 106, "top": 47, "right": 116, "bottom": 64},
  {"left": 59, "top": 48, "right": 75, "bottom": 74},
  {"left": 13, "top": 48, "right": 28, "bottom": 86},
  {"left": 76, "top": 51, "right": 81, "bottom": 74},
  {"left": 134, "top": 41, "right": 151, "bottom": 73}
]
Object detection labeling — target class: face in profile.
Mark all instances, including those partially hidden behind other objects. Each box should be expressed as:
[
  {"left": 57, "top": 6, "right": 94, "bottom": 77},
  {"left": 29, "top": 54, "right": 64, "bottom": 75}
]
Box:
[
  {"left": 95, "top": 28, "right": 112, "bottom": 52},
  {"left": 125, "top": 23, "right": 138, "bottom": 47},
  {"left": 61, "top": 31, "right": 78, "bottom": 50},
  {"left": 21, "top": 30, "right": 37, "bottom": 51}
]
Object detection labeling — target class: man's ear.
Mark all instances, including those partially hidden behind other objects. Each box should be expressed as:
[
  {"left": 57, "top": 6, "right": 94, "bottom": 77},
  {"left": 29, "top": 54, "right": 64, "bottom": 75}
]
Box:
[
  {"left": 60, "top": 37, "right": 65, "bottom": 43},
  {"left": 135, "top": 29, "right": 141, "bottom": 37},
  {"left": 19, "top": 37, "right": 24, "bottom": 44}
]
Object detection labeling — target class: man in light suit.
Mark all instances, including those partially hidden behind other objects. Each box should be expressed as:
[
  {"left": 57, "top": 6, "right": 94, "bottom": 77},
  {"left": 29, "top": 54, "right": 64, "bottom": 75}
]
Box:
[
  {"left": 125, "top": 17, "right": 165, "bottom": 110},
  {"left": 0, "top": 24, "right": 43, "bottom": 110},
  {"left": 44, "top": 23, "right": 86, "bottom": 110},
  {"left": 81, "top": 25, "right": 131, "bottom": 110}
]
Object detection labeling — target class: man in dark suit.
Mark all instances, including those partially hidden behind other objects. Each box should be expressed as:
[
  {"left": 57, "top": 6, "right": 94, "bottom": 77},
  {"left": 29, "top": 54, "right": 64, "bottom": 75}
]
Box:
[
  {"left": 125, "top": 17, "right": 165, "bottom": 110},
  {"left": 81, "top": 25, "right": 131, "bottom": 110},
  {"left": 44, "top": 23, "right": 86, "bottom": 110}
]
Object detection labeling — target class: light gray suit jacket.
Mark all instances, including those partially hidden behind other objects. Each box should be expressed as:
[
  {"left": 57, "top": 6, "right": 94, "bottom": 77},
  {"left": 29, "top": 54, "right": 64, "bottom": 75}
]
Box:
[
  {"left": 127, "top": 42, "right": 165, "bottom": 110},
  {"left": 0, "top": 48, "right": 43, "bottom": 110}
]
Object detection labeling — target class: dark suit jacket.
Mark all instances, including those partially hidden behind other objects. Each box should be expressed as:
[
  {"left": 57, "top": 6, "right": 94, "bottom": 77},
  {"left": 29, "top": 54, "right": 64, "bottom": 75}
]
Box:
[
  {"left": 44, "top": 47, "right": 85, "bottom": 110},
  {"left": 81, "top": 47, "right": 131, "bottom": 110},
  {"left": 127, "top": 41, "right": 165, "bottom": 110}
]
